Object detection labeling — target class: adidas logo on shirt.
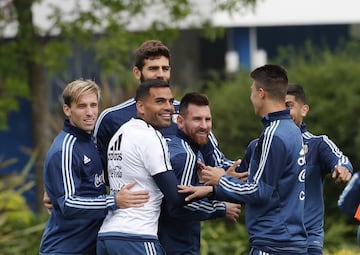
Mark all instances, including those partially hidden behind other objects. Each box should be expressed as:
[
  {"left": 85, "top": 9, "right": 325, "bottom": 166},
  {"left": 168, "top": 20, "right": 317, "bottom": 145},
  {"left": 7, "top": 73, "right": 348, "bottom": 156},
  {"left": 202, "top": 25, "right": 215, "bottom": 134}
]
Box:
[
  {"left": 83, "top": 155, "right": 91, "bottom": 164},
  {"left": 108, "top": 134, "right": 123, "bottom": 161}
]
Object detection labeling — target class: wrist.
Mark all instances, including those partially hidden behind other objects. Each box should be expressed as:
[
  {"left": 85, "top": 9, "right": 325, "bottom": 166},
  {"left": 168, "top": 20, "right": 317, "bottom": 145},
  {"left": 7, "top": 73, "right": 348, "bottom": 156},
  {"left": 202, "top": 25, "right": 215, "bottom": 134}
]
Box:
[
  {"left": 207, "top": 186, "right": 215, "bottom": 199},
  {"left": 113, "top": 193, "right": 119, "bottom": 209}
]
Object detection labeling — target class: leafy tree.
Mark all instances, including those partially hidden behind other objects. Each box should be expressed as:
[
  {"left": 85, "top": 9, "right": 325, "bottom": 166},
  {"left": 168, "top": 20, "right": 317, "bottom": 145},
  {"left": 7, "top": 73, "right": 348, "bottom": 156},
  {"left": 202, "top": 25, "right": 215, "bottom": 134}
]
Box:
[{"left": 0, "top": 0, "right": 256, "bottom": 211}]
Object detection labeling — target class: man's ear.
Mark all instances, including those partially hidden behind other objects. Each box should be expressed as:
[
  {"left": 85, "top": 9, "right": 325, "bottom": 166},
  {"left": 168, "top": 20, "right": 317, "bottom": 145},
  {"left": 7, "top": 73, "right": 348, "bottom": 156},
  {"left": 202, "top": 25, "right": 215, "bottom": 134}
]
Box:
[
  {"left": 258, "top": 87, "right": 266, "bottom": 99},
  {"left": 177, "top": 115, "right": 184, "bottom": 129},
  {"left": 301, "top": 104, "right": 310, "bottom": 117},
  {"left": 136, "top": 101, "right": 145, "bottom": 116},
  {"left": 63, "top": 104, "right": 71, "bottom": 117},
  {"left": 133, "top": 66, "right": 141, "bottom": 81}
]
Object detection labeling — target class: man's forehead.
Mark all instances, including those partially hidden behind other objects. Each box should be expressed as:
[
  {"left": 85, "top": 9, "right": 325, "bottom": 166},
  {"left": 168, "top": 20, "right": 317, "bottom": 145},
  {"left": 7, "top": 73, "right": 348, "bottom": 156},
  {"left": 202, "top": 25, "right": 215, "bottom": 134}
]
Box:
[
  {"left": 285, "top": 95, "right": 296, "bottom": 101},
  {"left": 149, "top": 87, "right": 173, "bottom": 97},
  {"left": 144, "top": 57, "right": 170, "bottom": 66},
  {"left": 187, "top": 103, "right": 210, "bottom": 110},
  {"left": 75, "top": 92, "right": 98, "bottom": 103},
  {"left": 186, "top": 104, "right": 211, "bottom": 115}
]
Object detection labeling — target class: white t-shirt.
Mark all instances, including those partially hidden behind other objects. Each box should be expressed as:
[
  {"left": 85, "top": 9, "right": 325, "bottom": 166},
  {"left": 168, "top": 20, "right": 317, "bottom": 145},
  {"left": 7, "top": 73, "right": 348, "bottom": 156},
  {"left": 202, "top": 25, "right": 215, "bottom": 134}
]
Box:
[{"left": 98, "top": 118, "right": 172, "bottom": 237}]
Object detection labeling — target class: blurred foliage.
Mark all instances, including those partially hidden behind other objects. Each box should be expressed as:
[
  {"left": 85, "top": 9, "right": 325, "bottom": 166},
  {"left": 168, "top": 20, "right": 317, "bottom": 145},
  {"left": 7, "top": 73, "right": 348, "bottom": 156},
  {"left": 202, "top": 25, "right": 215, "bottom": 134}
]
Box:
[
  {"left": 206, "top": 71, "right": 261, "bottom": 160},
  {"left": 0, "top": 41, "right": 29, "bottom": 130},
  {"left": 0, "top": 154, "right": 47, "bottom": 255},
  {"left": 329, "top": 249, "right": 360, "bottom": 255},
  {"left": 0, "top": 0, "right": 257, "bottom": 129},
  {"left": 201, "top": 211, "right": 248, "bottom": 255}
]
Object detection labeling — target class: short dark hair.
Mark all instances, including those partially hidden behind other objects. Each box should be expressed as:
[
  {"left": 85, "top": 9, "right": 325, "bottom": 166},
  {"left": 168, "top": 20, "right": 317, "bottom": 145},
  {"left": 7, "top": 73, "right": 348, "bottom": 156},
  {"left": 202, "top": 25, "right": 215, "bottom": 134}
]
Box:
[
  {"left": 135, "top": 79, "right": 170, "bottom": 101},
  {"left": 179, "top": 92, "right": 209, "bottom": 116},
  {"left": 250, "top": 64, "right": 288, "bottom": 100},
  {"left": 134, "top": 40, "right": 171, "bottom": 70},
  {"left": 287, "top": 83, "right": 307, "bottom": 104}
]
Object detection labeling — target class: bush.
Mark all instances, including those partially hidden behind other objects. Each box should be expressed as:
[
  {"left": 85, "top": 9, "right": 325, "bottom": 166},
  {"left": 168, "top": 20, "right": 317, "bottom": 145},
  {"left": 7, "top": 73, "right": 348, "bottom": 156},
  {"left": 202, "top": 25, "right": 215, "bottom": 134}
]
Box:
[
  {"left": 201, "top": 212, "right": 249, "bottom": 255},
  {"left": 0, "top": 156, "right": 46, "bottom": 255}
]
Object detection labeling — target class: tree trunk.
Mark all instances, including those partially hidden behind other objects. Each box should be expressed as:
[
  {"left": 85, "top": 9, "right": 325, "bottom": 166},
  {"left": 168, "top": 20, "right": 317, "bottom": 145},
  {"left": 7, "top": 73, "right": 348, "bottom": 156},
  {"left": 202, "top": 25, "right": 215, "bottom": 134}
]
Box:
[
  {"left": 14, "top": 0, "right": 51, "bottom": 212},
  {"left": 30, "top": 63, "right": 50, "bottom": 212}
]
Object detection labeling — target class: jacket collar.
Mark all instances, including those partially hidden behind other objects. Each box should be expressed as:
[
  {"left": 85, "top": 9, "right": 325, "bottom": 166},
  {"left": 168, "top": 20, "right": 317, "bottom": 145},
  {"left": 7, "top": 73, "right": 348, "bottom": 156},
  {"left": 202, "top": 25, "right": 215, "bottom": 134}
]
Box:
[
  {"left": 176, "top": 129, "right": 201, "bottom": 151},
  {"left": 63, "top": 119, "right": 93, "bottom": 142},
  {"left": 261, "top": 109, "right": 291, "bottom": 127},
  {"left": 299, "top": 122, "right": 307, "bottom": 133}
]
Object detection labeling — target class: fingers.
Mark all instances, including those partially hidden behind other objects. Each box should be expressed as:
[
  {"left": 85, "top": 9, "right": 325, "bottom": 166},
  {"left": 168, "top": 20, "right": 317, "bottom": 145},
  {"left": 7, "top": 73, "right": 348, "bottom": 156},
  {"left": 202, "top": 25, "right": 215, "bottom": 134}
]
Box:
[
  {"left": 344, "top": 171, "right": 352, "bottom": 181},
  {"left": 116, "top": 195, "right": 149, "bottom": 208},
  {"left": 197, "top": 161, "right": 206, "bottom": 170},
  {"left": 226, "top": 210, "right": 240, "bottom": 222},
  {"left": 331, "top": 169, "right": 339, "bottom": 179},
  {"left": 177, "top": 185, "right": 202, "bottom": 201},
  {"left": 120, "top": 199, "right": 148, "bottom": 208},
  {"left": 231, "top": 159, "right": 242, "bottom": 170},
  {"left": 202, "top": 168, "right": 224, "bottom": 185},
  {"left": 236, "top": 171, "right": 249, "bottom": 182},
  {"left": 177, "top": 185, "right": 191, "bottom": 193},
  {"left": 127, "top": 193, "right": 150, "bottom": 200},
  {"left": 184, "top": 193, "right": 197, "bottom": 202},
  {"left": 332, "top": 167, "right": 352, "bottom": 183},
  {"left": 121, "top": 181, "right": 149, "bottom": 195},
  {"left": 116, "top": 183, "right": 150, "bottom": 208},
  {"left": 178, "top": 186, "right": 195, "bottom": 201},
  {"left": 128, "top": 190, "right": 150, "bottom": 196},
  {"left": 122, "top": 181, "right": 137, "bottom": 190},
  {"left": 43, "top": 191, "right": 53, "bottom": 212},
  {"left": 204, "top": 180, "right": 212, "bottom": 186}
]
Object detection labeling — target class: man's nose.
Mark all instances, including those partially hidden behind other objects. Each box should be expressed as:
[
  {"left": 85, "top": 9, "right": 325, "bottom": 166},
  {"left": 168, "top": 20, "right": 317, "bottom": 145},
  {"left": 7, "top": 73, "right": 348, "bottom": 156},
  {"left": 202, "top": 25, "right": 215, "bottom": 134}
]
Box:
[
  {"left": 156, "top": 69, "right": 164, "bottom": 78},
  {"left": 199, "top": 119, "right": 207, "bottom": 128},
  {"left": 164, "top": 101, "right": 174, "bottom": 112},
  {"left": 85, "top": 106, "right": 95, "bottom": 115}
]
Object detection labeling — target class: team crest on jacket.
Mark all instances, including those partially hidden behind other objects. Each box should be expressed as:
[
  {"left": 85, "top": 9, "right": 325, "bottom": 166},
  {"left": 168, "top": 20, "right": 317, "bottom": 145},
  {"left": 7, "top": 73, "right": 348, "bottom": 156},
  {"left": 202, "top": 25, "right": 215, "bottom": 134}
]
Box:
[
  {"left": 94, "top": 171, "right": 105, "bottom": 187},
  {"left": 303, "top": 144, "right": 309, "bottom": 154}
]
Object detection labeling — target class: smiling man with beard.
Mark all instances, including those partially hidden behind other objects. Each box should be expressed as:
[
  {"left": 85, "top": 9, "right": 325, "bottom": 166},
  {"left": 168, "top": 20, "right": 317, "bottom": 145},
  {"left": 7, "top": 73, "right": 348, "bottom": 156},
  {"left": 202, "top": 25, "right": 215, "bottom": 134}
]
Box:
[{"left": 158, "top": 92, "right": 241, "bottom": 255}]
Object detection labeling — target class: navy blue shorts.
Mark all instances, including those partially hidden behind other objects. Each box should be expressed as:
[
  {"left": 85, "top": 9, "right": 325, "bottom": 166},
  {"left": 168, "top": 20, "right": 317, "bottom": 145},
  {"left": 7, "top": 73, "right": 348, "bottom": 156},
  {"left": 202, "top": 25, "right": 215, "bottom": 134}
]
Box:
[{"left": 97, "top": 238, "right": 165, "bottom": 255}]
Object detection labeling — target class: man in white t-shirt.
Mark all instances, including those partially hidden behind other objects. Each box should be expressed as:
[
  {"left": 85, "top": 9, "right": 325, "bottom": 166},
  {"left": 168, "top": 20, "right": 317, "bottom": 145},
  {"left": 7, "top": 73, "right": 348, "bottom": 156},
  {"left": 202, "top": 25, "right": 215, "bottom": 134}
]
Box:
[{"left": 97, "top": 79, "right": 186, "bottom": 255}]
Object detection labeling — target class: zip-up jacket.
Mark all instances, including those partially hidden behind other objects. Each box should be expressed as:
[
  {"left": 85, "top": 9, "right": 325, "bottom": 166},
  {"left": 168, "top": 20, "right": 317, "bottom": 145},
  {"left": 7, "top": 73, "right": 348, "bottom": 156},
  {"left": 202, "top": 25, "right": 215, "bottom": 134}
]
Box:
[
  {"left": 213, "top": 110, "right": 307, "bottom": 254},
  {"left": 159, "top": 129, "right": 226, "bottom": 254},
  {"left": 40, "top": 120, "right": 116, "bottom": 255},
  {"left": 301, "top": 122, "right": 353, "bottom": 250}
]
